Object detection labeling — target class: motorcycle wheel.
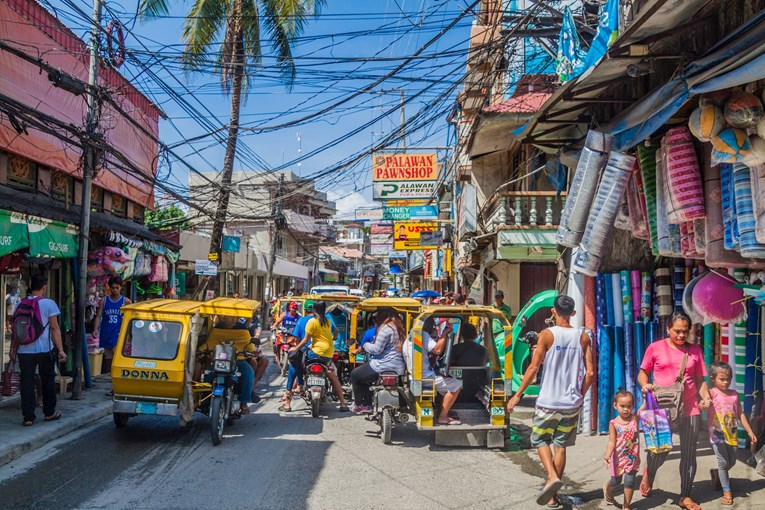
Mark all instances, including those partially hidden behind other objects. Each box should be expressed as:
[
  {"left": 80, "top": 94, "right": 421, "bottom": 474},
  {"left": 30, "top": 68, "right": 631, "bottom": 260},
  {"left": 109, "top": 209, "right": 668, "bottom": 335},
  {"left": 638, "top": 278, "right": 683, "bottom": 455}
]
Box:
[
  {"left": 113, "top": 412, "right": 129, "bottom": 428},
  {"left": 381, "top": 408, "right": 393, "bottom": 444},
  {"left": 210, "top": 395, "right": 225, "bottom": 446},
  {"left": 280, "top": 351, "right": 289, "bottom": 377},
  {"left": 311, "top": 396, "right": 320, "bottom": 418}
]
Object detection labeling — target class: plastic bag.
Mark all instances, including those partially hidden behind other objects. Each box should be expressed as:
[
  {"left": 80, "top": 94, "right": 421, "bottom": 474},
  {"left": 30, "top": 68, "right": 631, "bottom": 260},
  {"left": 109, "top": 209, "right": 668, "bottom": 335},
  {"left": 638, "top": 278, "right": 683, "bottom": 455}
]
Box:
[{"left": 640, "top": 391, "right": 673, "bottom": 454}]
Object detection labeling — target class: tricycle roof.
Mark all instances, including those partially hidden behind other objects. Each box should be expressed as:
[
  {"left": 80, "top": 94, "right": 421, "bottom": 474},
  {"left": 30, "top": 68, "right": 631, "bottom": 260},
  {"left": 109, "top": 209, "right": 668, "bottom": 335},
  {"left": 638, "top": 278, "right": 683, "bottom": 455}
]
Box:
[
  {"left": 198, "top": 297, "right": 261, "bottom": 316},
  {"left": 120, "top": 299, "right": 202, "bottom": 315}
]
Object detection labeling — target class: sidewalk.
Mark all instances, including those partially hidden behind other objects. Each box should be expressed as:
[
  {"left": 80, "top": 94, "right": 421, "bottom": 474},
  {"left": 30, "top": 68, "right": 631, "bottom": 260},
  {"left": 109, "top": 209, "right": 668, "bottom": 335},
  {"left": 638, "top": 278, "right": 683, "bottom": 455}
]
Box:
[
  {"left": 505, "top": 397, "right": 765, "bottom": 509},
  {"left": 0, "top": 375, "right": 113, "bottom": 467}
]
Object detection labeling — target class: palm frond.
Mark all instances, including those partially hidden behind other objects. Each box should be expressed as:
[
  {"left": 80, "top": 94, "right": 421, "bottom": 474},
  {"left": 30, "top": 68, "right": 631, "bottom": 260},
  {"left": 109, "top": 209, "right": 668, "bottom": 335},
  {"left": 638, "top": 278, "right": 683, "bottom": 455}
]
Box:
[
  {"left": 138, "top": 0, "right": 171, "bottom": 20},
  {"left": 181, "top": 0, "right": 228, "bottom": 72}
]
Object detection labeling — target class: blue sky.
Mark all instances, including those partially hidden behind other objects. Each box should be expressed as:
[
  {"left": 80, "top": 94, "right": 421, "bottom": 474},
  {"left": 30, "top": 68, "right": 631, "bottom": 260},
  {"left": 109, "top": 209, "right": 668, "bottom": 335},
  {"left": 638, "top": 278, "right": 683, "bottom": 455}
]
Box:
[{"left": 43, "top": 0, "right": 476, "bottom": 219}]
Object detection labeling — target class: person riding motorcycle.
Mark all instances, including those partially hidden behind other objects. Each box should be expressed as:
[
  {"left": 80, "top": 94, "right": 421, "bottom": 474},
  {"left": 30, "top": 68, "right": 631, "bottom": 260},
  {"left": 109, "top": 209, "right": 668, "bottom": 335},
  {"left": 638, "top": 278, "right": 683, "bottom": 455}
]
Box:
[
  {"left": 287, "top": 300, "right": 350, "bottom": 412},
  {"left": 207, "top": 316, "right": 256, "bottom": 415},
  {"left": 350, "top": 308, "right": 406, "bottom": 414},
  {"left": 274, "top": 301, "right": 301, "bottom": 336},
  {"left": 279, "top": 301, "right": 317, "bottom": 412}
]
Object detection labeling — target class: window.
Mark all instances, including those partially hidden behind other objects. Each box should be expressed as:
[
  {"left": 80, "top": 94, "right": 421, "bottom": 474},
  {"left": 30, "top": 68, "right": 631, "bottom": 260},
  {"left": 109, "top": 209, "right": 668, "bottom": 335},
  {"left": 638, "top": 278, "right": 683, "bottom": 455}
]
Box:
[
  {"left": 7, "top": 155, "right": 37, "bottom": 190},
  {"left": 122, "top": 320, "right": 183, "bottom": 360},
  {"left": 111, "top": 193, "right": 127, "bottom": 217},
  {"left": 132, "top": 203, "right": 145, "bottom": 223},
  {"left": 90, "top": 186, "right": 104, "bottom": 211},
  {"left": 50, "top": 170, "right": 73, "bottom": 203}
]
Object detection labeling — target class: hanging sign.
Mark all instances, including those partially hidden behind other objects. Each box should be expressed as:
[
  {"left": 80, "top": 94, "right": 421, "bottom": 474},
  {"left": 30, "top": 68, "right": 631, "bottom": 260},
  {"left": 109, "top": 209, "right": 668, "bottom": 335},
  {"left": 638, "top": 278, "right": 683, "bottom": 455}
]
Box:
[
  {"left": 355, "top": 208, "right": 383, "bottom": 221},
  {"left": 208, "top": 252, "right": 219, "bottom": 261},
  {"left": 373, "top": 181, "right": 437, "bottom": 200},
  {"left": 222, "top": 236, "right": 241, "bottom": 253},
  {"left": 393, "top": 221, "right": 439, "bottom": 250},
  {"left": 195, "top": 260, "right": 218, "bottom": 276},
  {"left": 382, "top": 205, "right": 439, "bottom": 221},
  {"left": 372, "top": 153, "right": 437, "bottom": 181}
]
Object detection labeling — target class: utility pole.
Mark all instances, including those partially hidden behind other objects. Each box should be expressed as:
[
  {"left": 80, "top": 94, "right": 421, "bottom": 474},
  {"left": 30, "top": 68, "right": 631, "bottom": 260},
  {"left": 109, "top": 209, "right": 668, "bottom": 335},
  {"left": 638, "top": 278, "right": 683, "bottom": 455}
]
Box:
[
  {"left": 261, "top": 174, "right": 284, "bottom": 328},
  {"left": 72, "top": 0, "right": 103, "bottom": 399}
]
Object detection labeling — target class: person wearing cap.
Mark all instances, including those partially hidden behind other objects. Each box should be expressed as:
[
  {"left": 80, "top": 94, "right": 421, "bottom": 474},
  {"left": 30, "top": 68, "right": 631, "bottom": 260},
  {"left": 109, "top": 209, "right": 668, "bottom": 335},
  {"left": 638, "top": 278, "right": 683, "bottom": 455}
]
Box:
[
  {"left": 493, "top": 290, "right": 512, "bottom": 321},
  {"left": 506, "top": 295, "right": 595, "bottom": 507}
]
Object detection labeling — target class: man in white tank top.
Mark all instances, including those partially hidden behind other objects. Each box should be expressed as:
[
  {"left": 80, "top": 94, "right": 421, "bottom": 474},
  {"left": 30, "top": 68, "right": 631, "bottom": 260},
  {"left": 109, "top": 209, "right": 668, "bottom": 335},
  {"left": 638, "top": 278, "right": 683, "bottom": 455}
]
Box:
[{"left": 506, "top": 295, "right": 595, "bottom": 507}]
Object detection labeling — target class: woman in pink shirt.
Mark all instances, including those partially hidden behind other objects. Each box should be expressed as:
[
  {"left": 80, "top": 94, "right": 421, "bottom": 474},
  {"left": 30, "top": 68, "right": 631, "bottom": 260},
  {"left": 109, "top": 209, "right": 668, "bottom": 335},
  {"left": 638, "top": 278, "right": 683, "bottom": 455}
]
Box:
[{"left": 637, "top": 311, "right": 712, "bottom": 510}]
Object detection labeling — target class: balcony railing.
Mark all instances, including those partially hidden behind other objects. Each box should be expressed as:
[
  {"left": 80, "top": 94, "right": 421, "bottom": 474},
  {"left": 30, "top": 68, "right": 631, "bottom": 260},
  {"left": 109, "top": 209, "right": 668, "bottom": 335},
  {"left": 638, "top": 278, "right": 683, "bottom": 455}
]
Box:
[{"left": 483, "top": 191, "right": 567, "bottom": 230}]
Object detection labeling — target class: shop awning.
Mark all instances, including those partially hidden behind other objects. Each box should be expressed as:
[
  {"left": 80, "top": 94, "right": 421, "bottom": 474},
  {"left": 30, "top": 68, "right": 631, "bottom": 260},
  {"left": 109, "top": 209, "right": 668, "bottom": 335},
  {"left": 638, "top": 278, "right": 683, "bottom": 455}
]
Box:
[
  {"left": 0, "top": 209, "right": 29, "bottom": 256},
  {"left": 318, "top": 268, "right": 339, "bottom": 275},
  {"left": 26, "top": 216, "right": 79, "bottom": 258},
  {"left": 606, "top": 8, "right": 765, "bottom": 149}
]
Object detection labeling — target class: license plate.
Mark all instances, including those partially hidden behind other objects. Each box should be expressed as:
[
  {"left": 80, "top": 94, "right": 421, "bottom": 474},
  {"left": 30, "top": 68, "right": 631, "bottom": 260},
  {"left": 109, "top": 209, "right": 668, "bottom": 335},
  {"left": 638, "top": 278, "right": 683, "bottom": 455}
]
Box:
[
  {"left": 306, "top": 376, "right": 324, "bottom": 387},
  {"left": 491, "top": 407, "right": 505, "bottom": 416},
  {"left": 135, "top": 402, "right": 157, "bottom": 415},
  {"left": 355, "top": 354, "right": 366, "bottom": 362},
  {"left": 449, "top": 369, "right": 462, "bottom": 378}
]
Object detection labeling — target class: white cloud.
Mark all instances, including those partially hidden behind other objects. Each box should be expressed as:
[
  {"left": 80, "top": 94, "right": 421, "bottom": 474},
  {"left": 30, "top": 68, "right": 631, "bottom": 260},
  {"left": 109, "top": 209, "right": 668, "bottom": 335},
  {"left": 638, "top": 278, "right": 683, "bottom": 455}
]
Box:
[{"left": 327, "top": 189, "right": 370, "bottom": 221}]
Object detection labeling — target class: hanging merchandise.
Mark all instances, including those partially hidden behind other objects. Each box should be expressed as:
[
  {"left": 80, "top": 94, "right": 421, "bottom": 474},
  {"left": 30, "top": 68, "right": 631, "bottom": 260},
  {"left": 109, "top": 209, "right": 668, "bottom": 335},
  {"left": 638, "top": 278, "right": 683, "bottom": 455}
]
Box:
[
  {"left": 744, "top": 299, "right": 763, "bottom": 422},
  {"left": 614, "top": 196, "right": 632, "bottom": 231},
  {"left": 690, "top": 270, "right": 746, "bottom": 325},
  {"left": 654, "top": 146, "right": 682, "bottom": 257},
  {"left": 693, "top": 219, "right": 707, "bottom": 255},
  {"left": 86, "top": 246, "right": 133, "bottom": 278},
  {"left": 655, "top": 268, "right": 674, "bottom": 318},
  {"left": 573, "top": 152, "right": 635, "bottom": 276},
  {"left": 584, "top": 275, "right": 598, "bottom": 435},
  {"left": 640, "top": 272, "right": 652, "bottom": 321},
  {"left": 733, "top": 163, "right": 765, "bottom": 257},
  {"left": 682, "top": 271, "right": 705, "bottom": 325},
  {"left": 664, "top": 127, "right": 706, "bottom": 222},
  {"left": 750, "top": 165, "right": 765, "bottom": 245},
  {"left": 744, "top": 135, "right": 765, "bottom": 166},
  {"left": 620, "top": 271, "right": 635, "bottom": 395},
  {"left": 630, "top": 270, "right": 641, "bottom": 322},
  {"left": 721, "top": 164, "right": 740, "bottom": 251},
  {"left": 637, "top": 143, "right": 659, "bottom": 254},
  {"left": 625, "top": 164, "right": 649, "bottom": 240},
  {"left": 633, "top": 321, "right": 646, "bottom": 410},
  {"left": 148, "top": 255, "right": 169, "bottom": 283},
  {"left": 724, "top": 90, "right": 763, "bottom": 129},
  {"left": 133, "top": 251, "right": 152, "bottom": 277},
  {"left": 598, "top": 325, "right": 614, "bottom": 434},
  {"left": 712, "top": 128, "right": 752, "bottom": 164},
  {"left": 703, "top": 163, "right": 750, "bottom": 268},
  {"left": 557, "top": 130, "right": 613, "bottom": 247},
  {"left": 688, "top": 104, "right": 725, "bottom": 142}
]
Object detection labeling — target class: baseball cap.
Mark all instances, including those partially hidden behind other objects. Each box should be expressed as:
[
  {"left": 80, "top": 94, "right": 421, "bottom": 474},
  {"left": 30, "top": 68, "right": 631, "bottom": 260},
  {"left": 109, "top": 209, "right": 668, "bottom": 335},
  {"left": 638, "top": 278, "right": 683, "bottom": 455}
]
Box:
[
  {"left": 495, "top": 290, "right": 504, "bottom": 298},
  {"left": 270, "top": 297, "right": 277, "bottom": 303}
]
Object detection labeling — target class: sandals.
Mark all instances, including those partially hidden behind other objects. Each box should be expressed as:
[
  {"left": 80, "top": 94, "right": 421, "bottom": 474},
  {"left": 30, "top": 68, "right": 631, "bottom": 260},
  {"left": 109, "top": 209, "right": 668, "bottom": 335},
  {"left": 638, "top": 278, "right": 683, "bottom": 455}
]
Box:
[
  {"left": 720, "top": 494, "right": 734, "bottom": 506},
  {"left": 278, "top": 404, "right": 292, "bottom": 412},
  {"left": 536, "top": 480, "right": 563, "bottom": 506},
  {"left": 338, "top": 406, "right": 350, "bottom": 412},
  {"left": 23, "top": 420, "right": 34, "bottom": 427},
  {"left": 678, "top": 498, "right": 703, "bottom": 510},
  {"left": 603, "top": 481, "right": 616, "bottom": 505},
  {"left": 44, "top": 411, "right": 62, "bottom": 422},
  {"left": 640, "top": 468, "right": 652, "bottom": 497},
  {"left": 437, "top": 417, "right": 462, "bottom": 425}
]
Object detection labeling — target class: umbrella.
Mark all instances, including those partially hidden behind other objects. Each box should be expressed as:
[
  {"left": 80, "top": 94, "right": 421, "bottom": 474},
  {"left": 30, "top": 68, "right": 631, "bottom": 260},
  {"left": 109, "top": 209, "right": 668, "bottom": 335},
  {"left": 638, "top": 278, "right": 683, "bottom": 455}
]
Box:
[{"left": 411, "top": 290, "right": 440, "bottom": 298}]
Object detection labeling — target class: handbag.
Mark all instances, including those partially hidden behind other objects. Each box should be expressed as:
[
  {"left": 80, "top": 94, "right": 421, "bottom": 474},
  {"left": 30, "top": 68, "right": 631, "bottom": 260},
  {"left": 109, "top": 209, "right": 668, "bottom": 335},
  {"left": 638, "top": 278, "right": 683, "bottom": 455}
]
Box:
[
  {"left": 640, "top": 391, "right": 673, "bottom": 454},
  {"left": 288, "top": 349, "right": 304, "bottom": 365},
  {"left": 652, "top": 346, "right": 688, "bottom": 424},
  {"left": 1, "top": 349, "right": 20, "bottom": 397}
]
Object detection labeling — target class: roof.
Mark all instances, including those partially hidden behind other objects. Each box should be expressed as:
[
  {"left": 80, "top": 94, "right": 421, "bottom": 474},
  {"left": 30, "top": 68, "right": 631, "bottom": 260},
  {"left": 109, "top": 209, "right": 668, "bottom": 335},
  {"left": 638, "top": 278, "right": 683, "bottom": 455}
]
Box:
[
  {"left": 199, "top": 297, "right": 261, "bottom": 316},
  {"left": 120, "top": 299, "right": 202, "bottom": 315},
  {"left": 483, "top": 91, "right": 554, "bottom": 114},
  {"left": 418, "top": 305, "right": 511, "bottom": 321},
  {"left": 357, "top": 297, "right": 422, "bottom": 309}
]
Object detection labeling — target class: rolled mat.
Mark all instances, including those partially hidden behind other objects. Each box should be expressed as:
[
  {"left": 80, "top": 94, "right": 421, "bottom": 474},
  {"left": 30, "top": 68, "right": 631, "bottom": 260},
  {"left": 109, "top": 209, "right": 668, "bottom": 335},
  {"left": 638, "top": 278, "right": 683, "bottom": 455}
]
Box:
[
  {"left": 620, "top": 271, "right": 635, "bottom": 395},
  {"left": 641, "top": 272, "right": 652, "bottom": 322},
  {"left": 598, "top": 326, "right": 614, "bottom": 434},
  {"left": 664, "top": 127, "right": 706, "bottom": 221},
  {"left": 646, "top": 321, "right": 660, "bottom": 343},
  {"left": 721, "top": 323, "right": 730, "bottom": 363},
  {"left": 704, "top": 161, "right": 750, "bottom": 268},
  {"left": 703, "top": 324, "right": 715, "bottom": 385},
  {"left": 715, "top": 323, "right": 722, "bottom": 363},
  {"left": 584, "top": 275, "right": 598, "bottom": 433},
  {"left": 655, "top": 148, "right": 678, "bottom": 256},
  {"left": 631, "top": 271, "right": 642, "bottom": 322},
  {"left": 634, "top": 322, "right": 646, "bottom": 410},
  {"left": 638, "top": 142, "right": 660, "bottom": 255},
  {"left": 596, "top": 274, "right": 607, "bottom": 338},
  {"left": 721, "top": 163, "right": 740, "bottom": 251},
  {"left": 694, "top": 218, "right": 707, "bottom": 255},
  {"left": 626, "top": 162, "right": 650, "bottom": 240},
  {"left": 750, "top": 164, "right": 765, "bottom": 244},
  {"left": 735, "top": 313, "right": 748, "bottom": 447},
  {"left": 732, "top": 163, "right": 765, "bottom": 258},
  {"left": 573, "top": 152, "right": 636, "bottom": 276},
  {"left": 611, "top": 273, "right": 624, "bottom": 328},
  {"left": 613, "top": 326, "right": 626, "bottom": 414},
  {"left": 584, "top": 276, "right": 597, "bottom": 331},
  {"left": 745, "top": 299, "right": 762, "bottom": 417},
  {"left": 557, "top": 130, "right": 614, "bottom": 247},
  {"left": 604, "top": 273, "right": 615, "bottom": 326},
  {"left": 673, "top": 265, "right": 685, "bottom": 312},
  {"left": 655, "top": 268, "right": 674, "bottom": 318}
]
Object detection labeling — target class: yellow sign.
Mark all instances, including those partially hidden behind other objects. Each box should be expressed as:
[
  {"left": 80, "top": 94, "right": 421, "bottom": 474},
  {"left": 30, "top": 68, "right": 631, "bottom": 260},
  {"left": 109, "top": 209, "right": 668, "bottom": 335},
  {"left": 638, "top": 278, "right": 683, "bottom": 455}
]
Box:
[
  {"left": 208, "top": 252, "right": 219, "bottom": 261},
  {"left": 372, "top": 153, "right": 437, "bottom": 182},
  {"left": 393, "top": 221, "right": 439, "bottom": 250},
  {"left": 385, "top": 199, "right": 427, "bottom": 206}
]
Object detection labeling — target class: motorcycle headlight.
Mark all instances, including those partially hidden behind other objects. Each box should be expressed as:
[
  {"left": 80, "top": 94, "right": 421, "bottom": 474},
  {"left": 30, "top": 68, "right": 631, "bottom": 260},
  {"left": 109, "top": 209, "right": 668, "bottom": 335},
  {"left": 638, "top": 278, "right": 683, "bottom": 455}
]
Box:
[{"left": 214, "top": 360, "right": 231, "bottom": 372}]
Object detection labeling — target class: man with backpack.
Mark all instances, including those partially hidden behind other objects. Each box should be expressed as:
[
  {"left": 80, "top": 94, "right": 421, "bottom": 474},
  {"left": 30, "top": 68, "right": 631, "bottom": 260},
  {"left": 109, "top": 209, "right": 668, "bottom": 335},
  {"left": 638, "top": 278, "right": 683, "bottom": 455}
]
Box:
[{"left": 14, "top": 274, "right": 67, "bottom": 426}]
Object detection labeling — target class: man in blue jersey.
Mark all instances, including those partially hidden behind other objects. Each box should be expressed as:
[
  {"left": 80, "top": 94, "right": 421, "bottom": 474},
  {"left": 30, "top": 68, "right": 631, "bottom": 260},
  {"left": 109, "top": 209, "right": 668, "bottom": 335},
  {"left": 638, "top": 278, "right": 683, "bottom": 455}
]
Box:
[{"left": 94, "top": 276, "right": 132, "bottom": 381}]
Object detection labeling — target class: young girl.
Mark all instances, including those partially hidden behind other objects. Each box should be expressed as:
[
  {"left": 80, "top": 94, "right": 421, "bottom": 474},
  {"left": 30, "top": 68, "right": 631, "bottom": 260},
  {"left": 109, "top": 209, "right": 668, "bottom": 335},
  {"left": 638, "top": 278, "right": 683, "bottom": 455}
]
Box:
[
  {"left": 604, "top": 390, "right": 640, "bottom": 510},
  {"left": 708, "top": 362, "right": 758, "bottom": 506}
]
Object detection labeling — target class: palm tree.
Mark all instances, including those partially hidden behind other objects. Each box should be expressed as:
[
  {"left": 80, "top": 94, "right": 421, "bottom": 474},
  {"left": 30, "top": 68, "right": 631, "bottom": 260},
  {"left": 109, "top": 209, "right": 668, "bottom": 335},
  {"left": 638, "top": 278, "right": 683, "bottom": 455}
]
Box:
[{"left": 139, "top": 0, "right": 323, "bottom": 298}]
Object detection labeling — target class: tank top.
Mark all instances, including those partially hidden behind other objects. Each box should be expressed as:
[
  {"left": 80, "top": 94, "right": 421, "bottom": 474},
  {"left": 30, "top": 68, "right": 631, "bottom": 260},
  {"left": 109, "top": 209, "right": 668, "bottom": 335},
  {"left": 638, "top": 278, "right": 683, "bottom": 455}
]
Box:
[
  {"left": 282, "top": 312, "right": 299, "bottom": 332},
  {"left": 536, "top": 326, "right": 585, "bottom": 410},
  {"left": 609, "top": 417, "right": 640, "bottom": 475},
  {"left": 99, "top": 295, "right": 125, "bottom": 349}
]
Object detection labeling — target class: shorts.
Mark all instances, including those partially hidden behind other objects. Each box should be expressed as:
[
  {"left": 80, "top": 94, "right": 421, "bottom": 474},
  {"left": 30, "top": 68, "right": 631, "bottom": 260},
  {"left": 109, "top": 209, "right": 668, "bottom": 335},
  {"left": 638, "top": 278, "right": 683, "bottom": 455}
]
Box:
[
  {"left": 530, "top": 406, "right": 581, "bottom": 448},
  {"left": 610, "top": 471, "right": 638, "bottom": 489},
  {"left": 435, "top": 375, "right": 462, "bottom": 394}
]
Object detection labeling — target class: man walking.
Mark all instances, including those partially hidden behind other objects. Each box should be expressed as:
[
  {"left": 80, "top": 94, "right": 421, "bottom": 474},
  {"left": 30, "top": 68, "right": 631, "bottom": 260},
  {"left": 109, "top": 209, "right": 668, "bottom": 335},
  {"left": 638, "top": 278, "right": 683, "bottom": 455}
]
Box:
[
  {"left": 94, "top": 276, "right": 131, "bottom": 377},
  {"left": 16, "top": 275, "right": 67, "bottom": 426},
  {"left": 506, "top": 295, "right": 595, "bottom": 506},
  {"left": 493, "top": 290, "right": 512, "bottom": 321}
]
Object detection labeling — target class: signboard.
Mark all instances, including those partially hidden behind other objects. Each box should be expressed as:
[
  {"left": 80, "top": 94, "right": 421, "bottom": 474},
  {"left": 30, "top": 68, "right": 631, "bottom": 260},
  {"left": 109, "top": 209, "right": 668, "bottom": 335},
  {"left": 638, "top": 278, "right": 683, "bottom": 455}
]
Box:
[
  {"left": 420, "top": 230, "right": 444, "bottom": 247},
  {"left": 386, "top": 199, "right": 427, "bottom": 206},
  {"left": 382, "top": 204, "right": 438, "bottom": 221},
  {"left": 207, "top": 252, "right": 219, "bottom": 261},
  {"left": 195, "top": 260, "right": 219, "bottom": 276},
  {"left": 370, "top": 223, "right": 393, "bottom": 235},
  {"left": 372, "top": 153, "right": 437, "bottom": 181},
  {"left": 389, "top": 255, "right": 407, "bottom": 274},
  {"left": 393, "top": 222, "right": 439, "bottom": 250},
  {"left": 370, "top": 244, "right": 390, "bottom": 256},
  {"left": 174, "top": 272, "right": 187, "bottom": 295},
  {"left": 355, "top": 208, "right": 383, "bottom": 221},
  {"left": 370, "top": 233, "right": 391, "bottom": 244},
  {"left": 373, "top": 181, "right": 437, "bottom": 200},
  {"left": 222, "top": 235, "right": 241, "bottom": 252}
]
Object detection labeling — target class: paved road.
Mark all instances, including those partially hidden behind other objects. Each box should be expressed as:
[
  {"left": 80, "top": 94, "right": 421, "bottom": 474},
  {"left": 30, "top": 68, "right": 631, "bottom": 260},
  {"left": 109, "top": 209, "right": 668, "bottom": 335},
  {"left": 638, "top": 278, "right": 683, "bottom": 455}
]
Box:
[{"left": 0, "top": 375, "right": 551, "bottom": 510}]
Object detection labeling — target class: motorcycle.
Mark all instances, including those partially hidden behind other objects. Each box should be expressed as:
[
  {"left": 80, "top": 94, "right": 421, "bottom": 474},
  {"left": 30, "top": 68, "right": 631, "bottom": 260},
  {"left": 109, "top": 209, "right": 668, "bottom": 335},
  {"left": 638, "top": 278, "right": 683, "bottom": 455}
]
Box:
[
  {"left": 368, "top": 371, "right": 410, "bottom": 444},
  {"left": 333, "top": 350, "right": 353, "bottom": 398},
  {"left": 302, "top": 358, "right": 336, "bottom": 418},
  {"left": 208, "top": 341, "right": 256, "bottom": 445},
  {"left": 274, "top": 327, "right": 296, "bottom": 377}
]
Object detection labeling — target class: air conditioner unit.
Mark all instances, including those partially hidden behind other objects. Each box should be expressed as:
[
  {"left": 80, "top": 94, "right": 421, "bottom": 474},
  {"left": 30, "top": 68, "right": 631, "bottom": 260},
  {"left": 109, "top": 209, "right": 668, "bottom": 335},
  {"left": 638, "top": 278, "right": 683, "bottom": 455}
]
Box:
[{"left": 233, "top": 229, "right": 244, "bottom": 236}]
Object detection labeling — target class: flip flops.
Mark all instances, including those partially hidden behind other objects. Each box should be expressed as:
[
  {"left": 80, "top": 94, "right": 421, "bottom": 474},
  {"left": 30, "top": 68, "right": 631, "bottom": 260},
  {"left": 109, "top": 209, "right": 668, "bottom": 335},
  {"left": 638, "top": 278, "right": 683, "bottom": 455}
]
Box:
[
  {"left": 437, "top": 417, "right": 462, "bottom": 425},
  {"left": 536, "top": 480, "right": 563, "bottom": 506},
  {"left": 278, "top": 405, "right": 292, "bottom": 412},
  {"left": 23, "top": 420, "right": 34, "bottom": 427},
  {"left": 43, "top": 411, "right": 62, "bottom": 422},
  {"left": 640, "top": 468, "right": 652, "bottom": 497}
]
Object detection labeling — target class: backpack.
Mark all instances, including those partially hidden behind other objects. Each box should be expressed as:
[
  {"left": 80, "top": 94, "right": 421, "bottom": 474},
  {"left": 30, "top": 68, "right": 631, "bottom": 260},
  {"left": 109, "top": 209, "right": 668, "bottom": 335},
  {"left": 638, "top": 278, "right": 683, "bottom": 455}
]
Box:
[{"left": 11, "top": 297, "right": 48, "bottom": 346}]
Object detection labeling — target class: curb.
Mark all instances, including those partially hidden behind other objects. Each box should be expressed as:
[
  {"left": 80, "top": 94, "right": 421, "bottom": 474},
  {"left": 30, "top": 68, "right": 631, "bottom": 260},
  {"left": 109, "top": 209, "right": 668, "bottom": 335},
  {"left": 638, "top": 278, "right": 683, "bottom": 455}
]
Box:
[{"left": 0, "top": 400, "right": 112, "bottom": 468}]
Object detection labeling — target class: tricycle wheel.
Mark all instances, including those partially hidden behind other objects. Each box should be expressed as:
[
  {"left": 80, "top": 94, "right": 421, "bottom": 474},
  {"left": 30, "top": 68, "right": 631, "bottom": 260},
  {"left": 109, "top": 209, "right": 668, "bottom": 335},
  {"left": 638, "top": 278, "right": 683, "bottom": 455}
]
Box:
[
  {"left": 113, "top": 412, "right": 129, "bottom": 428},
  {"left": 381, "top": 408, "right": 393, "bottom": 444},
  {"left": 311, "top": 397, "right": 320, "bottom": 418},
  {"left": 210, "top": 396, "right": 225, "bottom": 445}
]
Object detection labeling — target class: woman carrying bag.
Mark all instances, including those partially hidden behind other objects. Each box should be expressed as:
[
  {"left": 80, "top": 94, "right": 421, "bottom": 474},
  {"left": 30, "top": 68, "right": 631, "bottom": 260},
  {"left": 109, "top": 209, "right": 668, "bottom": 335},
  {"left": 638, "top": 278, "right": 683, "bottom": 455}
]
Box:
[{"left": 637, "top": 311, "right": 712, "bottom": 510}]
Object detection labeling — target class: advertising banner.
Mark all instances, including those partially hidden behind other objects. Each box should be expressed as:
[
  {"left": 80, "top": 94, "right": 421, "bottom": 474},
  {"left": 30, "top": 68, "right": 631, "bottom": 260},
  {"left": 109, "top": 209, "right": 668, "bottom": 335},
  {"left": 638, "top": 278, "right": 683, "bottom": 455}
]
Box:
[
  {"left": 370, "top": 223, "right": 393, "bottom": 235},
  {"left": 372, "top": 153, "right": 437, "bottom": 181},
  {"left": 373, "top": 181, "right": 437, "bottom": 200},
  {"left": 393, "top": 221, "right": 440, "bottom": 250},
  {"left": 195, "top": 260, "right": 218, "bottom": 276},
  {"left": 370, "top": 233, "right": 391, "bottom": 244},
  {"left": 355, "top": 208, "right": 383, "bottom": 221},
  {"left": 420, "top": 230, "right": 444, "bottom": 247},
  {"left": 382, "top": 204, "right": 438, "bottom": 221},
  {"left": 370, "top": 244, "right": 390, "bottom": 256}
]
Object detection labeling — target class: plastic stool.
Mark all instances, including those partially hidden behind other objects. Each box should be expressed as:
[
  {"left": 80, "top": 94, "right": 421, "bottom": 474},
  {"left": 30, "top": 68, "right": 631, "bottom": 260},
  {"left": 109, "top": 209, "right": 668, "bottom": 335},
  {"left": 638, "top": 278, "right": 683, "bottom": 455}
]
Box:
[{"left": 55, "top": 376, "right": 72, "bottom": 395}]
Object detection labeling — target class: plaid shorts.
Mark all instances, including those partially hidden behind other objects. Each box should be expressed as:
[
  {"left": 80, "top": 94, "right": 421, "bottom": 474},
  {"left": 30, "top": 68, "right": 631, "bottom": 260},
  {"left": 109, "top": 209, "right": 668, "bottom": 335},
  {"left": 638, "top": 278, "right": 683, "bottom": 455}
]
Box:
[{"left": 530, "top": 406, "right": 581, "bottom": 448}]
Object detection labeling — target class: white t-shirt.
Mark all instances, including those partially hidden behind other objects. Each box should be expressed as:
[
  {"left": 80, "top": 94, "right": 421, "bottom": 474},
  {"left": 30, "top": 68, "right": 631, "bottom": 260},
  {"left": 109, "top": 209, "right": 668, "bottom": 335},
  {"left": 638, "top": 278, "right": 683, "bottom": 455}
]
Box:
[
  {"left": 403, "top": 330, "right": 437, "bottom": 380},
  {"left": 16, "top": 296, "right": 60, "bottom": 354}
]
